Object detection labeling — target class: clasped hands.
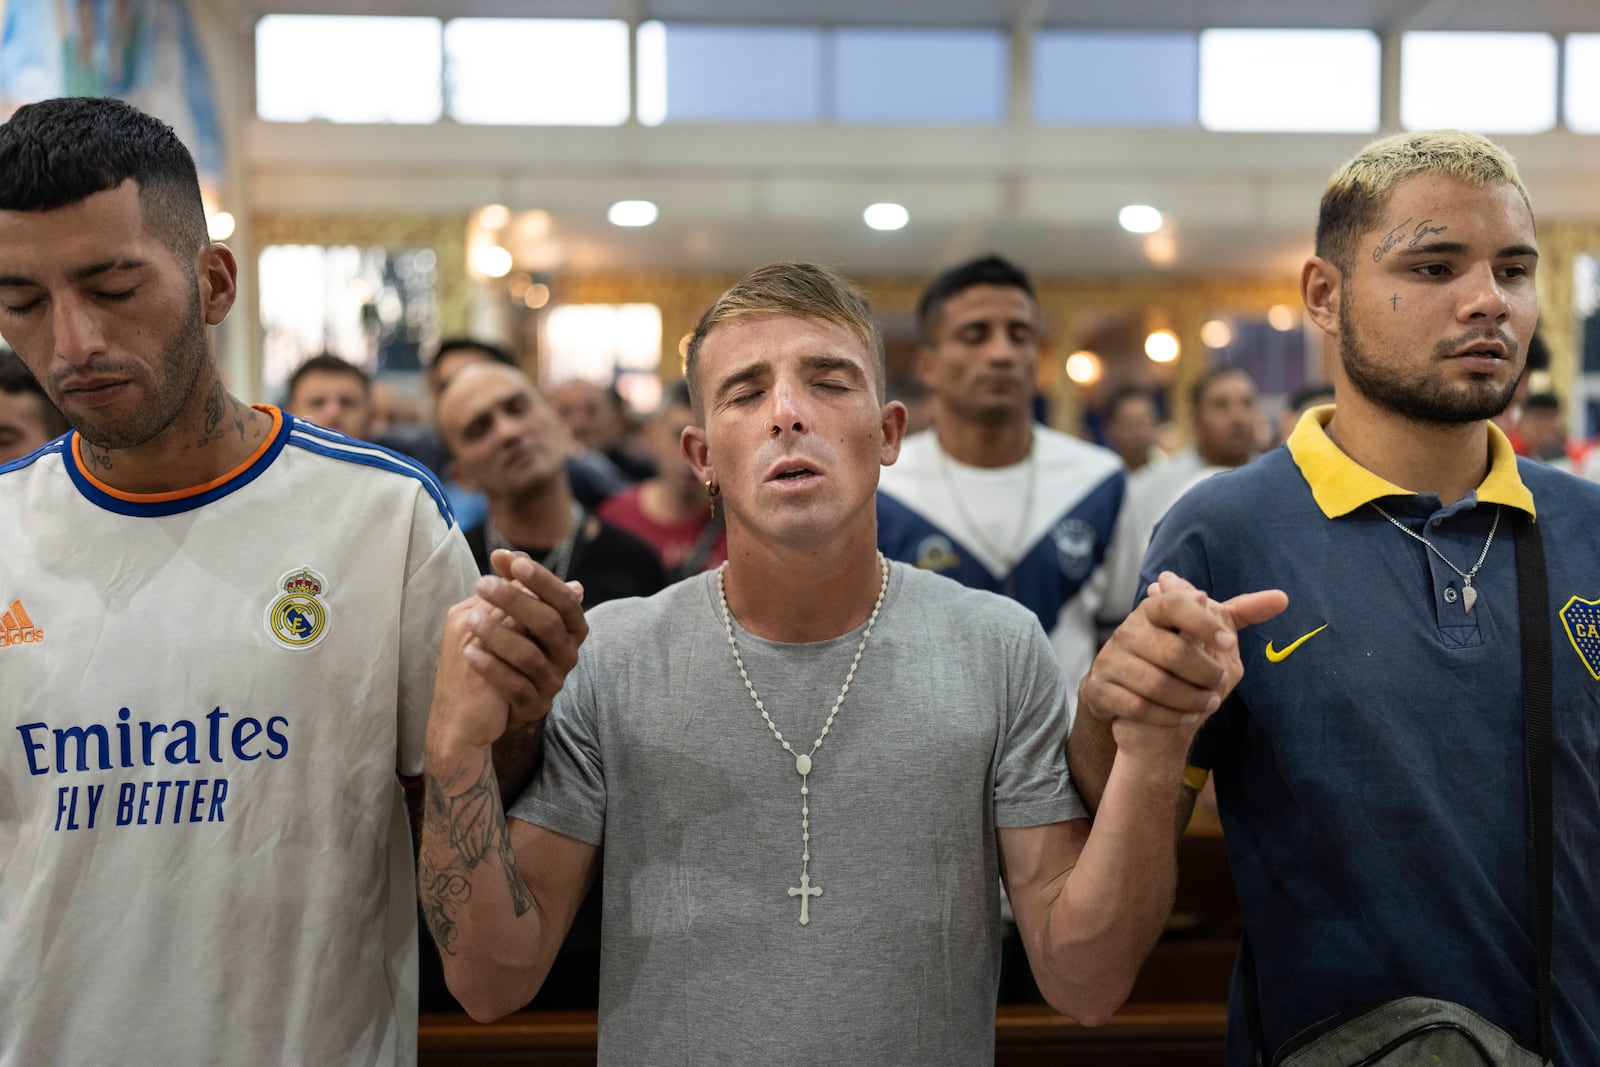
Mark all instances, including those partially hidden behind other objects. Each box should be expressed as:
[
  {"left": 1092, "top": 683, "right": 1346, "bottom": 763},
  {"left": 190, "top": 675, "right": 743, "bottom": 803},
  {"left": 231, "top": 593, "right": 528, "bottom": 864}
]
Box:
[
  {"left": 1080, "top": 572, "right": 1287, "bottom": 750},
  {"left": 433, "top": 549, "right": 589, "bottom": 750}
]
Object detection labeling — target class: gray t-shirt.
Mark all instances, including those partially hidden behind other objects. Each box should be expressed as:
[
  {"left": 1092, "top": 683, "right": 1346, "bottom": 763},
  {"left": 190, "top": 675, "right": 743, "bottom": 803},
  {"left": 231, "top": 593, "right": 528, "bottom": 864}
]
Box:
[{"left": 510, "top": 562, "right": 1087, "bottom": 1065}]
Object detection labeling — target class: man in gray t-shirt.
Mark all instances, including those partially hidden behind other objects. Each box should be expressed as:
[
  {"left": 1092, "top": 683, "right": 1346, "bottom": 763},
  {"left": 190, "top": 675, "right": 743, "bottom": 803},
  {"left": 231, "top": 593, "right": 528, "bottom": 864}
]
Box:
[
  {"left": 512, "top": 564, "right": 1076, "bottom": 1061},
  {"left": 421, "top": 262, "right": 1222, "bottom": 1063}
]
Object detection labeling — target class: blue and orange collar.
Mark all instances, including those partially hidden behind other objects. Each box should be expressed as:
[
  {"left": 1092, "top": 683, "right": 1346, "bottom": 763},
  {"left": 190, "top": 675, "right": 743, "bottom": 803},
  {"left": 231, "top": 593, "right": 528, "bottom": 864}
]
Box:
[
  {"left": 1287, "top": 405, "right": 1535, "bottom": 520},
  {"left": 66, "top": 405, "right": 290, "bottom": 517}
]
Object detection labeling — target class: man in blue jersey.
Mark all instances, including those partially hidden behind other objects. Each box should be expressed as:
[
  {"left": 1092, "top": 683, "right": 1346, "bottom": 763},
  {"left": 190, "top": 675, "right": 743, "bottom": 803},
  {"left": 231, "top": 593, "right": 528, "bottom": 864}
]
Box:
[
  {"left": 1072, "top": 130, "right": 1600, "bottom": 1064},
  {"left": 0, "top": 96, "right": 573, "bottom": 1065},
  {"left": 878, "top": 254, "right": 1141, "bottom": 693}
]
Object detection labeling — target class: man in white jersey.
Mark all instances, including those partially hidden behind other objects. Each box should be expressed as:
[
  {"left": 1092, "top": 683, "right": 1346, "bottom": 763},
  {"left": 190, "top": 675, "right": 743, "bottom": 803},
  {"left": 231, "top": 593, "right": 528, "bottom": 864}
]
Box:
[
  {"left": 421, "top": 261, "right": 1194, "bottom": 1062},
  {"left": 0, "top": 97, "right": 549, "bottom": 1065},
  {"left": 877, "top": 255, "right": 1142, "bottom": 695}
]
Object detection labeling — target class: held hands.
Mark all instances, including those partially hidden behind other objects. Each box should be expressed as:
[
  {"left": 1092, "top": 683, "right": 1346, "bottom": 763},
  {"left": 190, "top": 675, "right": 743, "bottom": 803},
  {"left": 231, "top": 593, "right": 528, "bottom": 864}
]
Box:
[
  {"left": 432, "top": 550, "right": 589, "bottom": 751},
  {"left": 1081, "top": 571, "right": 1287, "bottom": 747}
]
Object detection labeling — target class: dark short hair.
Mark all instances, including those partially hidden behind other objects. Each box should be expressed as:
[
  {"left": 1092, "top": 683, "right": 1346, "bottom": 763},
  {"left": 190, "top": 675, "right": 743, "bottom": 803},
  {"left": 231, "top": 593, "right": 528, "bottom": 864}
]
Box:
[
  {"left": 916, "top": 254, "right": 1036, "bottom": 341},
  {"left": 0, "top": 349, "right": 69, "bottom": 438},
  {"left": 287, "top": 353, "right": 371, "bottom": 399},
  {"left": 1189, "top": 365, "right": 1254, "bottom": 410},
  {"left": 1103, "top": 384, "right": 1156, "bottom": 423},
  {"left": 1525, "top": 331, "right": 1550, "bottom": 373},
  {"left": 431, "top": 337, "right": 515, "bottom": 369},
  {"left": 1523, "top": 392, "right": 1560, "bottom": 413},
  {"left": 0, "top": 97, "right": 208, "bottom": 260}
]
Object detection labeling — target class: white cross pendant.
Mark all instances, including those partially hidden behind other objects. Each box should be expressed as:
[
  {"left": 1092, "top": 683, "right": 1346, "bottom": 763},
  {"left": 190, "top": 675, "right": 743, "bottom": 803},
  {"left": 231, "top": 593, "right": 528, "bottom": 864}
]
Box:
[{"left": 788, "top": 872, "right": 822, "bottom": 925}]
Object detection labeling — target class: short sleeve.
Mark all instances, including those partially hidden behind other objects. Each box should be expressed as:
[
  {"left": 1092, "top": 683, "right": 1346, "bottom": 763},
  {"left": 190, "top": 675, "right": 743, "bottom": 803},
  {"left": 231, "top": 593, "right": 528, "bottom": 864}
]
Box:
[
  {"left": 397, "top": 514, "right": 479, "bottom": 777},
  {"left": 507, "top": 649, "right": 608, "bottom": 846},
  {"left": 995, "top": 618, "right": 1091, "bottom": 828}
]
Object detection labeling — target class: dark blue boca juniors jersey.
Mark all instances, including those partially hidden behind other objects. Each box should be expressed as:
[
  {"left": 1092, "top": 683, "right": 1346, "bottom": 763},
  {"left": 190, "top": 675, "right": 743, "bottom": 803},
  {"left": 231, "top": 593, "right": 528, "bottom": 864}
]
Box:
[{"left": 1151, "top": 410, "right": 1600, "bottom": 1066}]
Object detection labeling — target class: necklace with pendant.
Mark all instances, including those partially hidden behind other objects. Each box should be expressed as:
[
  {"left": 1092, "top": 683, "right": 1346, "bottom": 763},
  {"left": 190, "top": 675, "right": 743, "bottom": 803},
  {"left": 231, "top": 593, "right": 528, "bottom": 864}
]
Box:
[
  {"left": 485, "top": 498, "right": 585, "bottom": 580},
  {"left": 934, "top": 437, "right": 1037, "bottom": 577},
  {"left": 1369, "top": 502, "right": 1501, "bottom": 613},
  {"left": 716, "top": 554, "right": 891, "bottom": 926}
]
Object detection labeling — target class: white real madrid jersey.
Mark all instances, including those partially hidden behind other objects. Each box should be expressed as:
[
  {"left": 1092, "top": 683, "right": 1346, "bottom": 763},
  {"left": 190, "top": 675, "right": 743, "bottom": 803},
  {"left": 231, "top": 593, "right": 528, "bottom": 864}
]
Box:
[{"left": 0, "top": 408, "right": 478, "bottom": 1066}]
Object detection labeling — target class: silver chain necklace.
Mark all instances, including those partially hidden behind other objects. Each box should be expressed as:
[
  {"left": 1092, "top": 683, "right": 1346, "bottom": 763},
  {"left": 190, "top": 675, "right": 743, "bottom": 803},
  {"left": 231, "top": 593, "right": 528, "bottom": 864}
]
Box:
[
  {"left": 934, "top": 436, "right": 1037, "bottom": 574},
  {"left": 485, "top": 498, "right": 585, "bottom": 581},
  {"left": 716, "top": 554, "right": 891, "bottom": 926},
  {"left": 1369, "top": 502, "right": 1501, "bottom": 614}
]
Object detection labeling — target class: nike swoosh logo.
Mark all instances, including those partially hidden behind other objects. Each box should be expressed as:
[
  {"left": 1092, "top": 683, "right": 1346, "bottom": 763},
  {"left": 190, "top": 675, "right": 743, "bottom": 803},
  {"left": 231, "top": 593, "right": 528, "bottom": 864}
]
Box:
[{"left": 1264, "top": 624, "right": 1328, "bottom": 663}]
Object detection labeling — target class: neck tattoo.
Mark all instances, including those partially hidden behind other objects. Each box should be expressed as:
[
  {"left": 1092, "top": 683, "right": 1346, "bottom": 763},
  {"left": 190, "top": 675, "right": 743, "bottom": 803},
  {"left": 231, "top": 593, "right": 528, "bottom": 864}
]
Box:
[
  {"left": 935, "top": 436, "right": 1037, "bottom": 578},
  {"left": 1369, "top": 502, "right": 1501, "bottom": 613},
  {"left": 717, "top": 554, "right": 891, "bottom": 926},
  {"left": 485, "top": 498, "right": 585, "bottom": 581}
]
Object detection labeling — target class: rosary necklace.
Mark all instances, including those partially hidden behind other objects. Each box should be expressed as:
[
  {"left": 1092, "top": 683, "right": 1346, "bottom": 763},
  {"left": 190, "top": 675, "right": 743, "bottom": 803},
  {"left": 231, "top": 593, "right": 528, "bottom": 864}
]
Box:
[
  {"left": 1369, "top": 502, "right": 1501, "bottom": 613},
  {"left": 717, "top": 554, "right": 891, "bottom": 926},
  {"left": 934, "top": 436, "right": 1037, "bottom": 574},
  {"left": 485, "top": 498, "right": 585, "bottom": 581}
]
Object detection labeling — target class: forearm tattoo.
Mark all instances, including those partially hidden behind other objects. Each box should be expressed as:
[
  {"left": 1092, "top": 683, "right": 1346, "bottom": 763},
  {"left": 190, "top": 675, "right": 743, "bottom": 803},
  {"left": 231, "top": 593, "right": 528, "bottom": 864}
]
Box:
[{"left": 421, "top": 755, "right": 535, "bottom": 956}]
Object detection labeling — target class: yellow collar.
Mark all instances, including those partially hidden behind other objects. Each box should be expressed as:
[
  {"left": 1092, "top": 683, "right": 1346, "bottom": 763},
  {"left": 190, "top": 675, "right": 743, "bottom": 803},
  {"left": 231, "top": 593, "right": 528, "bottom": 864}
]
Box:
[{"left": 1287, "top": 405, "right": 1535, "bottom": 519}]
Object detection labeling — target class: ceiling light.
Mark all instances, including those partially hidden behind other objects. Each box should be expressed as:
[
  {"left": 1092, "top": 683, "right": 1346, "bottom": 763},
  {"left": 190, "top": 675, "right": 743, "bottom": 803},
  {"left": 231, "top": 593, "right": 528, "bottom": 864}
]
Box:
[
  {"left": 1145, "top": 329, "right": 1180, "bottom": 363},
  {"left": 1065, "top": 351, "right": 1102, "bottom": 385},
  {"left": 206, "top": 211, "right": 235, "bottom": 241},
  {"left": 478, "top": 203, "right": 511, "bottom": 229},
  {"left": 469, "top": 244, "right": 513, "bottom": 279},
  {"left": 523, "top": 282, "right": 551, "bottom": 310},
  {"left": 1267, "top": 304, "right": 1298, "bottom": 331},
  {"left": 863, "top": 202, "right": 910, "bottom": 231},
  {"left": 608, "top": 200, "right": 658, "bottom": 227},
  {"left": 1119, "top": 204, "right": 1164, "bottom": 234},
  {"left": 1201, "top": 320, "right": 1234, "bottom": 348}
]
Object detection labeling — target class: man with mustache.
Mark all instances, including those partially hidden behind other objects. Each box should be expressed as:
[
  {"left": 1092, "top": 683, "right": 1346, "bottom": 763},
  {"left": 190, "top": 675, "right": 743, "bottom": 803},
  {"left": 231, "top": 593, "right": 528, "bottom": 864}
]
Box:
[
  {"left": 0, "top": 97, "right": 541, "bottom": 1065},
  {"left": 877, "top": 254, "right": 1142, "bottom": 694},
  {"left": 1072, "top": 130, "right": 1600, "bottom": 1064},
  {"left": 421, "top": 261, "right": 1196, "bottom": 1062}
]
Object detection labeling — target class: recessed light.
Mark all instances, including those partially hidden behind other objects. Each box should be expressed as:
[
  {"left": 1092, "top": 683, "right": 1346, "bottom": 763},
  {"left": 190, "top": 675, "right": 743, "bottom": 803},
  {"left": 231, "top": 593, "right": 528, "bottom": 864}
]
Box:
[
  {"left": 863, "top": 202, "right": 909, "bottom": 231},
  {"left": 1119, "top": 205, "right": 1164, "bottom": 234},
  {"left": 1145, "top": 329, "right": 1179, "bottom": 363},
  {"left": 608, "top": 200, "right": 659, "bottom": 227}
]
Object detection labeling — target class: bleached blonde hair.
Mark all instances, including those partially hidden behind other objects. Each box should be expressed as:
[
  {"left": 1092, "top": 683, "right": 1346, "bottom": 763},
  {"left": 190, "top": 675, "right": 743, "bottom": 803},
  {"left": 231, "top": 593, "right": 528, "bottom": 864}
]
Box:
[{"left": 1316, "top": 129, "right": 1533, "bottom": 273}]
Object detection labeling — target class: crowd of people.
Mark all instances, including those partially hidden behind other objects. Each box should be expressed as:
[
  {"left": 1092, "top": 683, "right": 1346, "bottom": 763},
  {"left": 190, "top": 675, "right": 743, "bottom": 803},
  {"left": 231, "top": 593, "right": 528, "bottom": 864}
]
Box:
[{"left": 3, "top": 94, "right": 1597, "bottom": 1067}]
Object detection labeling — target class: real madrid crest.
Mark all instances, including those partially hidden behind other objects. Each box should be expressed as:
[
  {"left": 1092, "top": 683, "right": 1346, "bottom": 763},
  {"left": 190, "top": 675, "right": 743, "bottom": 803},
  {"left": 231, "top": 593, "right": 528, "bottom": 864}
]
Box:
[{"left": 267, "top": 566, "right": 330, "bottom": 650}]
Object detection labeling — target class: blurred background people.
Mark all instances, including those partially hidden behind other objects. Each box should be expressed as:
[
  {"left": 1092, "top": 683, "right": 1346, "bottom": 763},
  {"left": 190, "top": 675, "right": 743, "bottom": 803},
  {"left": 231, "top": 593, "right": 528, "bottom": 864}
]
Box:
[
  {"left": 596, "top": 379, "right": 727, "bottom": 580},
  {"left": 0, "top": 348, "right": 68, "bottom": 464},
  {"left": 284, "top": 352, "right": 373, "bottom": 437}
]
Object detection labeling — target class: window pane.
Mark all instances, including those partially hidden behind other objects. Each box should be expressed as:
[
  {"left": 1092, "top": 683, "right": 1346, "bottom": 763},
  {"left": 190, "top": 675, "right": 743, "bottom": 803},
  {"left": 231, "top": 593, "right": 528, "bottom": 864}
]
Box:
[
  {"left": 1033, "top": 31, "right": 1197, "bottom": 126},
  {"left": 834, "top": 28, "right": 1006, "bottom": 123},
  {"left": 637, "top": 23, "right": 822, "bottom": 124},
  {"left": 1402, "top": 32, "right": 1556, "bottom": 133},
  {"left": 446, "top": 19, "right": 629, "bottom": 126},
  {"left": 1200, "top": 30, "right": 1378, "bottom": 132},
  {"left": 1565, "top": 35, "right": 1600, "bottom": 133},
  {"left": 256, "top": 16, "right": 441, "bottom": 123}
]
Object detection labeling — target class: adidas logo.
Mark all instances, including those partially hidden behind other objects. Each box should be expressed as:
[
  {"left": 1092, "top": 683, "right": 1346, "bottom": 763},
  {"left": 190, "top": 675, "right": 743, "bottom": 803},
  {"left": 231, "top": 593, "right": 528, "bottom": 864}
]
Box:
[{"left": 0, "top": 598, "right": 43, "bottom": 647}]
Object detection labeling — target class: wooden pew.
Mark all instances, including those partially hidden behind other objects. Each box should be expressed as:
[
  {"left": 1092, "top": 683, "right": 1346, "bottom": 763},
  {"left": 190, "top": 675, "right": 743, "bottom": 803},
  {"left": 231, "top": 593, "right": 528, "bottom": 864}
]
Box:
[{"left": 419, "top": 1003, "right": 1227, "bottom": 1066}]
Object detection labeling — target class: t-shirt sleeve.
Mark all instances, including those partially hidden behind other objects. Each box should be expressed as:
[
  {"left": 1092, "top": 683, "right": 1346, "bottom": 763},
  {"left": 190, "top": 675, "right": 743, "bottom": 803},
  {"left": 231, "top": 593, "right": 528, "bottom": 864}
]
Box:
[
  {"left": 995, "top": 616, "right": 1091, "bottom": 828},
  {"left": 396, "top": 503, "right": 479, "bottom": 777},
  {"left": 507, "top": 648, "right": 607, "bottom": 846}
]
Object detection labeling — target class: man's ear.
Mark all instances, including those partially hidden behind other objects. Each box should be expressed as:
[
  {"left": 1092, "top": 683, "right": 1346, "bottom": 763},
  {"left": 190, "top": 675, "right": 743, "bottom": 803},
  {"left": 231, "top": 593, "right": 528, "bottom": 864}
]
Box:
[
  {"left": 914, "top": 343, "right": 937, "bottom": 389},
  {"left": 681, "top": 423, "right": 711, "bottom": 486},
  {"left": 878, "top": 400, "right": 909, "bottom": 467},
  {"left": 1301, "top": 255, "right": 1342, "bottom": 339},
  {"left": 197, "top": 242, "right": 238, "bottom": 326}
]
